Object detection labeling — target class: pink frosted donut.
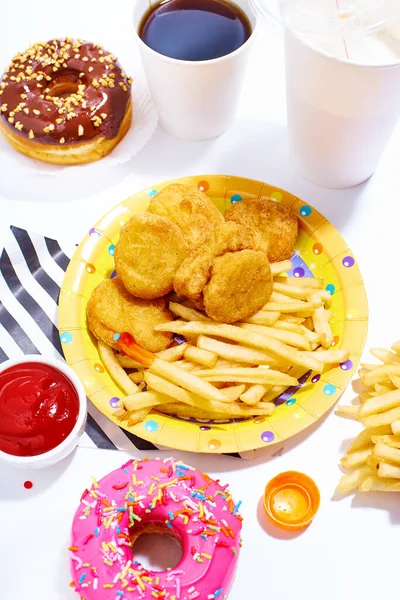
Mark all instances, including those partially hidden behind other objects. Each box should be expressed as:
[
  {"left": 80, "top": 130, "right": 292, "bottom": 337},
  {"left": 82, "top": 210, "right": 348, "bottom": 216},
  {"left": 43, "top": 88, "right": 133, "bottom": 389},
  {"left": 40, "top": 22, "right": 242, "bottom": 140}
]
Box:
[{"left": 69, "top": 457, "right": 243, "bottom": 600}]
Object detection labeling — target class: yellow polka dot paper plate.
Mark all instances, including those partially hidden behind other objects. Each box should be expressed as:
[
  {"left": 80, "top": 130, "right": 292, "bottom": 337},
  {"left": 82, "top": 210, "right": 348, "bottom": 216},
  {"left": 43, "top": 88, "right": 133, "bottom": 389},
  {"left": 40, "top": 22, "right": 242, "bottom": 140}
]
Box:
[{"left": 59, "top": 175, "right": 368, "bottom": 454}]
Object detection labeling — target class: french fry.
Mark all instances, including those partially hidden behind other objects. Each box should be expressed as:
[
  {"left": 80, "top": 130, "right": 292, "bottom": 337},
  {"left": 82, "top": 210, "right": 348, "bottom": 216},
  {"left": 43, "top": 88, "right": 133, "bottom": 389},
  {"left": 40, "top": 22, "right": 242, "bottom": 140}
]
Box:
[
  {"left": 242, "top": 310, "right": 281, "bottom": 326},
  {"left": 174, "top": 360, "right": 197, "bottom": 371},
  {"left": 127, "top": 407, "right": 152, "bottom": 427},
  {"left": 156, "top": 401, "right": 275, "bottom": 419},
  {"left": 373, "top": 443, "right": 400, "bottom": 466},
  {"left": 274, "top": 275, "right": 324, "bottom": 289},
  {"left": 391, "top": 340, "right": 400, "bottom": 354},
  {"left": 116, "top": 354, "right": 144, "bottom": 369},
  {"left": 273, "top": 282, "right": 315, "bottom": 300},
  {"left": 98, "top": 341, "right": 139, "bottom": 395},
  {"left": 359, "top": 363, "right": 380, "bottom": 371},
  {"left": 377, "top": 462, "right": 400, "bottom": 479},
  {"left": 347, "top": 425, "right": 393, "bottom": 452},
  {"left": 358, "top": 388, "right": 400, "bottom": 418},
  {"left": 220, "top": 384, "right": 246, "bottom": 402},
  {"left": 370, "top": 347, "right": 400, "bottom": 365},
  {"left": 262, "top": 300, "right": 323, "bottom": 313},
  {"left": 262, "top": 384, "right": 287, "bottom": 403},
  {"left": 129, "top": 371, "right": 146, "bottom": 384},
  {"left": 359, "top": 475, "right": 400, "bottom": 492},
  {"left": 156, "top": 343, "right": 188, "bottom": 361},
  {"left": 149, "top": 357, "right": 231, "bottom": 402},
  {"left": 371, "top": 435, "right": 400, "bottom": 448},
  {"left": 269, "top": 291, "right": 298, "bottom": 304},
  {"left": 362, "top": 407, "right": 400, "bottom": 429},
  {"left": 358, "top": 391, "right": 371, "bottom": 404},
  {"left": 154, "top": 321, "right": 324, "bottom": 372},
  {"left": 239, "top": 384, "right": 268, "bottom": 405},
  {"left": 366, "top": 455, "right": 380, "bottom": 470},
  {"left": 273, "top": 320, "right": 305, "bottom": 334},
  {"left": 269, "top": 260, "right": 292, "bottom": 276},
  {"left": 341, "top": 447, "right": 373, "bottom": 469},
  {"left": 123, "top": 390, "right": 172, "bottom": 411},
  {"left": 300, "top": 325, "right": 321, "bottom": 345},
  {"left": 169, "top": 302, "right": 211, "bottom": 322},
  {"left": 390, "top": 375, "right": 400, "bottom": 388},
  {"left": 315, "top": 289, "right": 333, "bottom": 308},
  {"left": 309, "top": 292, "right": 333, "bottom": 349},
  {"left": 144, "top": 372, "right": 198, "bottom": 405},
  {"left": 307, "top": 348, "right": 349, "bottom": 364},
  {"left": 392, "top": 420, "right": 400, "bottom": 435},
  {"left": 374, "top": 383, "right": 395, "bottom": 395},
  {"left": 238, "top": 323, "right": 311, "bottom": 350},
  {"left": 334, "top": 405, "right": 359, "bottom": 419},
  {"left": 362, "top": 364, "right": 400, "bottom": 387},
  {"left": 197, "top": 335, "right": 281, "bottom": 366},
  {"left": 278, "top": 314, "right": 305, "bottom": 325},
  {"left": 196, "top": 367, "right": 298, "bottom": 385},
  {"left": 337, "top": 466, "right": 373, "bottom": 494},
  {"left": 184, "top": 345, "right": 218, "bottom": 368},
  {"left": 143, "top": 375, "right": 276, "bottom": 416}
]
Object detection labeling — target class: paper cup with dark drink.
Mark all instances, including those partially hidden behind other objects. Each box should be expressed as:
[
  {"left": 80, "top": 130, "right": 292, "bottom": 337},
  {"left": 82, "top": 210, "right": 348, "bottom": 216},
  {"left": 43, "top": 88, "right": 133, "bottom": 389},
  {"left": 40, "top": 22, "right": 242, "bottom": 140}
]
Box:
[
  {"left": 133, "top": 0, "right": 258, "bottom": 140},
  {"left": 252, "top": 0, "right": 400, "bottom": 188}
]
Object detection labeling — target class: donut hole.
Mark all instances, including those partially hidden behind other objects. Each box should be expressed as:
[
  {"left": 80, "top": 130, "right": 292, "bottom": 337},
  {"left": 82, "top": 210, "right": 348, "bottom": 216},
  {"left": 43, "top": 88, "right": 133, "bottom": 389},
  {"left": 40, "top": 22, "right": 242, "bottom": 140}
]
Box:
[
  {"left": 129, "top": 523, "right": 183, "bottom": 571},
  {"left": 47, "top": 74, "right": 82, "bottom": 99}
]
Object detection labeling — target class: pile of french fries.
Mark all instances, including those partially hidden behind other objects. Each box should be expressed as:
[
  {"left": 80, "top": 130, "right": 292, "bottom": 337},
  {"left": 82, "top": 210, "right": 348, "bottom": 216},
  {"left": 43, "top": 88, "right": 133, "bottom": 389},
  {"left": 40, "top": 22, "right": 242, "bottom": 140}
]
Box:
[
  {"left": 98, "top": 259, "right": 349, "bottom": 427},
  {"left": 337, "top": 341, "right": 400, "bottom": 493}
]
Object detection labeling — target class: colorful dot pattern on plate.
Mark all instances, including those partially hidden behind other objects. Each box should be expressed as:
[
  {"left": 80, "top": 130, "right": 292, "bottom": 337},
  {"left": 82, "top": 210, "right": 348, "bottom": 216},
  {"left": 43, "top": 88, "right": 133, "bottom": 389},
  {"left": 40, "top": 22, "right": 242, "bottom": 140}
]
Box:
[
  {"left": 261, "top": 431, "right": 275, "bottom": 443},
  {"left": 89, "top": 228, "right": 102, "bottom": 237},
  {"left": 342, "top": 256, "right": 355, "bottom": 268},
  {"left": 286, "top": 398, "right": 297, "bottom": 406},
  {"left": 24, "top": 480, "right": 33, "bottom": 489},
  {"left": 209, "top": 439, "right": 222, "bottom": 450},
  {"left": 145, "top": 420, "right": 158, "bottom": 432},
  {"left": 323, "top": 384, "right": 337, "bottom": 396},
  {"left": 109, "top": 397, "right": 120, "bottom": 409},
  {"left": 60, "top": 332, "right": 72, "bottom": 344},
  {"left": 326, "top": 284, "right": 335, "bottom": 295},
  {"left": 58, "top": 175, "right": 368, "bottom": 454},
  {"left": 340, "top": 360, "right": 353, "bottom": 371},
  {"left": 270, "top": 191, "right": 282, "bottom": 202},
  {"left": 300, "top": 205, "right": 312, "bottom": 217},
  {"left": 198, "top": 180, "right": 209, "bottom": 192}
]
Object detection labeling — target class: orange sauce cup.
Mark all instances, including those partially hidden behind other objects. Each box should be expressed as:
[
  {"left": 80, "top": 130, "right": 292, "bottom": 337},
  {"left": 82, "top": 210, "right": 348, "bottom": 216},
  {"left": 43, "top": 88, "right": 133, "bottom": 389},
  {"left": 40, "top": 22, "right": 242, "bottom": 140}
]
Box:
[{"left": 263, "top": 471, "right": 320, "bottom": 530}]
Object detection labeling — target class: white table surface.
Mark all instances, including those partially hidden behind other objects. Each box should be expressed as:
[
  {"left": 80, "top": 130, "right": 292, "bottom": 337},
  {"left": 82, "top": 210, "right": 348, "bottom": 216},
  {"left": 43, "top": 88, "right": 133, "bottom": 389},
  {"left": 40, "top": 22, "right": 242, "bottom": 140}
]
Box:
[{"left": 1, "top": 2, "right": 400, "bottom": 600}]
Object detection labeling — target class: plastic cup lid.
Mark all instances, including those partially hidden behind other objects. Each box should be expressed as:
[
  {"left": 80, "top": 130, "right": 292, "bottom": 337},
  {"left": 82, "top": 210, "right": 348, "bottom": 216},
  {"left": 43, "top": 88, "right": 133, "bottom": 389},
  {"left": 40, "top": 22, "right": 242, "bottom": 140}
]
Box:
[
  {"left": 263, "top": 471, "right": 320, "bottom": 530},
  {"left": 250, "top": 0, "right": 400, "bottom": 66}
]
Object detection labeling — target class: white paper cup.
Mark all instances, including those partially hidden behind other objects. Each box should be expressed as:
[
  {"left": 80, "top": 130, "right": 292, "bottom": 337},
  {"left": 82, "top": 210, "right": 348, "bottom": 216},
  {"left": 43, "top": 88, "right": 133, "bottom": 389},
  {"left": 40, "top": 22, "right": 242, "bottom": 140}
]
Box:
[
  {"left": 133, "top": 0, "right": 258, "bottom": 140},
  {"left": 285, "top": 31, "right": 400, "bottom": 188},
  {"left": 0, "top": 356, "right": 87, "bottom": 469},
  {"left": 250, "top": 0, "right": 400, "bottom": 188}
]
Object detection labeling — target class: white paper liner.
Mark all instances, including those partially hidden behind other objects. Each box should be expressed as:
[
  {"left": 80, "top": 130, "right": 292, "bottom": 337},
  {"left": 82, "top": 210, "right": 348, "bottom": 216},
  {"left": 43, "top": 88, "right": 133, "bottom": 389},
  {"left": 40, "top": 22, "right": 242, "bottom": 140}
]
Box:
[{"left": 0, "top": 71, "right": 158, "bottom": 177}]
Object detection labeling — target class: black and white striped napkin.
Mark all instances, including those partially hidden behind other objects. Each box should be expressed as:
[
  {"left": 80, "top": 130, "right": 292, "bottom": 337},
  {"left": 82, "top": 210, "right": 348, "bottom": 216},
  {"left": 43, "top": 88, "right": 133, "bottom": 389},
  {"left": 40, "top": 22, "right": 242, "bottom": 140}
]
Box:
[{"left": 1, "top": 226, "right": 268, "bottom": 458}]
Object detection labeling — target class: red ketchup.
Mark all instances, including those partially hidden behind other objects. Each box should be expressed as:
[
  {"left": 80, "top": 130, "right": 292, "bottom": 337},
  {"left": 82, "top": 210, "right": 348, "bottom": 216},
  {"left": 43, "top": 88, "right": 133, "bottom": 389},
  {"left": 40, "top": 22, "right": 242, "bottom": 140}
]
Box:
[{"left": 0, "top": 362, "right": 79, "bottom": 457}]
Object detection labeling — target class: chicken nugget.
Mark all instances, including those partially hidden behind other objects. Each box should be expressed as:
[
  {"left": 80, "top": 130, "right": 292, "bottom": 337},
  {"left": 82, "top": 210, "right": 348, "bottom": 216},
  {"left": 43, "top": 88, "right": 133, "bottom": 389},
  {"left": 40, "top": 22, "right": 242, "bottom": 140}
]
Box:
[
  {"left": 148, "top": 184, "right": 224, "bottom": 248},
  {"left": 174, "top": 222, "right": 273, "bottom": 322},
  {"left": 174, "top": 222, "right": 264, "bottom": 310},
  {"left": 114, "top": 212, "right": 189, "bottom": 299},
  {"left": 87, "top": 278, "right": 173, "bottom": 352},
  {"left": 203, "top": 249, "right": 273, "bottom": 323},
  {"left": 225, "top": 198, "right": 298, "bottom": 262}
]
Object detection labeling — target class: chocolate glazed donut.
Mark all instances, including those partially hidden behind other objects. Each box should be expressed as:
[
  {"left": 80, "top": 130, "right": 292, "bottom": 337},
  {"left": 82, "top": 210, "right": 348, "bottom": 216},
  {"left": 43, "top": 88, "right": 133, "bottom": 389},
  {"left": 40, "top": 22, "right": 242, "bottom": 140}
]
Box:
[{"left": 0, "top": 38, "right": 132, "bottom": 164}]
